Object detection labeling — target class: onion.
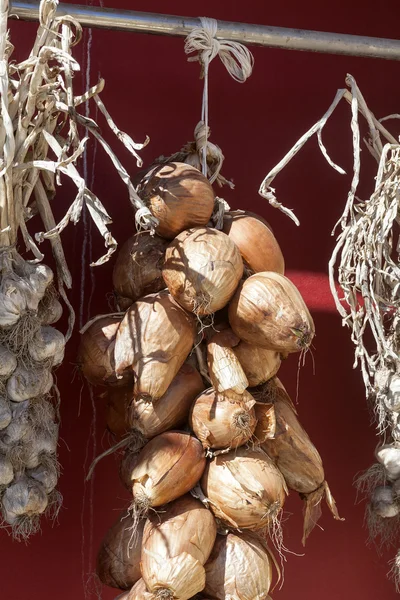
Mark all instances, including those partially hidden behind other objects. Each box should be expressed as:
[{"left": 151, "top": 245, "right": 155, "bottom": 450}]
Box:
[
  {"left": 0, "top": 397, "right": 12, "bottom": 430},
  {"left": 141, "top": 495, "right": 216, "bottom": 600},
  {"left": 376, "top": 445, "right": 400, "bottom": 481},
  {"left": 139, "top": 162, "right": 215, "bottom": 239},
  {"left": 229, "top": 272, "right": 314, "bottom": 353},
  {"left": 79, "top": 315, "right": 131, "bottom": 387},
  {"left": 97, "top": 510, "right": 145, "bottom": 590},
  {"left": 370, "top": 486, "right": 399, "bottom": 518},
  {"left": 129, "top": 432, "right": 206, "bottom": 531},
  {"left": 234, "top": 341, "right": 281, "bottom": 387},
  {"left": 201, "top": 446, "right": 287, "bottom": 530},
  {"left": 162, "top": 227, "right": 243, "bottom": 315},
  {"left": 119, "top": 449, "right": 139, "bottom": 491},
  {"left": 106, "top": 387, "right": 132, "bottom": 438},
  {"left": 0, "top": 454, "right": 13, "bottom": 486},
  {"left": 223, "top": 211, "right": 284, "bottom": 275},
  {"left": 28, "top": 326, "right": 65, "bottom": 364},
  {"left": 129, "top": 364, "right": 204, "bottom": 438},
  {"left": 206, "top": 329, "right": 248, "bottom": 394},
  {"left": 123, "top": 579, "right": 152, "bottom": 600},
  {"left": 113, "top": 232, "right": 168, "bottom": 310},
  {"left": 7, "top": 366, "right": 53, "bottom": 402},
  {"left": 1, "top": 477, "right": 48, "bottom": 526},
  {"left": 114, "top": 292, "right": 196, "bottom": 400},
  {"left": 204, "top": 531, "right": 278, "bottom": 600},
  {"left": 0, "top": 346, "right": 17, "bottom": 377},
  {"left": 190, "top": 388, "right": 257, "bottom": 450},
  {"left": 253, "top": 403, "right": 276, "bottom": 443},
  {"left": 259, "top": 377, "right": 342, "bottom": 543}
]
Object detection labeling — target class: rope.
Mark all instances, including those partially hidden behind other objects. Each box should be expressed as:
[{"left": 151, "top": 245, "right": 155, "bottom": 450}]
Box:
[{"left": 185, "top": 16, "right": 254, "bottom": 177}]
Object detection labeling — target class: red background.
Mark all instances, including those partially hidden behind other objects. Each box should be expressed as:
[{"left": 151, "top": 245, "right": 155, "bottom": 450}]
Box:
[{"left": 3, "top": 1, "right": 400, "bottom": 598}]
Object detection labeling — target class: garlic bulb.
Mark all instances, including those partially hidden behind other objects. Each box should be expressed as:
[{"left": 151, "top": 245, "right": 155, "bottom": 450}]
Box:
[
  {"left": 370, "top": 486, "right": 399, "bottom": 518},
  {"left": 0, "top": 346, "right": 17, "bottom": 377},
  {"left": 2, "top": 477, "right": 48, "bottom": 526},
  {"left": 28, "top": 326, "right": 65, "bottom": 364},
  {"left": 141, "top": 495, "right": 216, "bottom": 600},
  {"left": 0, "top": 397, "right": 12, "bottom": 430},
  {"left": 384, "top": 374, "right": 400, "bottom": 413},
  {"left": 7, "top": 366, "right": 53, "bottom": 402},
  {"left": 0, "top": 455, "right": 14, "bottom": 486},
  {"left": 376, "top": 445, "right": 400, "bottom": 481}
]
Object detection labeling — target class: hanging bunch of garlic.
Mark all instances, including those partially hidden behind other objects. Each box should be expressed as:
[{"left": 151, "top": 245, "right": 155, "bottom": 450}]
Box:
[
  {"left": 0, "top": 0, "right": 152, "bottom": 538},
  {"left": 79, "top": 157, "right": 343, "bottom": 598}
]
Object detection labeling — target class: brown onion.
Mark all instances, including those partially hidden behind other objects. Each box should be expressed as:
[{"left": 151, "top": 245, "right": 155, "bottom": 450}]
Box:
[
  {"left": 79, "top": 315, "right": 130, "bottom": 387},
  {"left": 163, "top": 227, "right": 243, "bottom": 315},
  {"left": 229, "top": 272, "right": 314, "bottom": 353},
  {"left": 189, "top": 388, "right": 257, "bottom": 450},
  {"left": 123, "top": 579, "right": 152, "bottom": 599},
  {"left": 129, "top": 364, "right": 204, "bottom": 438},
  {"left": 233, "top": 340, "right": 281, "bottom": 387},
  {"left": 139, "top": 162, "right": 214, "bottom": 239},
  {"left": 119, "top": 449, "right": 139, "bottom": 491},
  {"left": 106, "top": 387, "right": 132, "bottom": 438},
  {"left": 223, "top": 211, "right": 284, "bottom": 274},
  {"left": 114, "top": 291, "right": 196, "bottom": 400},
  {"left": 207, "top": 329, "right": 248, "bottom": 394},
  {"left": 96, "top": 510, "right": 144, "bottom": 589},
  {"left": 201, "top": 446, "right": 287, "bottom": 530},
  {"left": 112, "top": 232, "right": 168, "bottom": 310},
  {"left": 128, "top": 432, "right": 206, "bottom": 535},
  {"left": 260, "top": 377, "right": 342, "bottom": 543},
  {"left": 141, "top": 495, "right": 217, "bottom": 600},
  {"left": 204, "top": 531, "right": 278, "bottom": 600},
  {"left": 253, "top": 402, "right": 276, "bottom": 444}
]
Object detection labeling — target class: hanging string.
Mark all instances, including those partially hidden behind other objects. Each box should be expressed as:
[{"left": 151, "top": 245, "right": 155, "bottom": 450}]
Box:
[{"left": 185, "top": 16, "right": 254, "bottom": 178}]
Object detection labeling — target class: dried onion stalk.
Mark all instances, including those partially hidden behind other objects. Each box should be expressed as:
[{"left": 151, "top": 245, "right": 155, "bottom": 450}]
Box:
[
  {"left": 163, "top": 227, "right": 243, "bottom": 315},
  {"left": 141, "top": 495, "right": 217, "bottom": 600}
]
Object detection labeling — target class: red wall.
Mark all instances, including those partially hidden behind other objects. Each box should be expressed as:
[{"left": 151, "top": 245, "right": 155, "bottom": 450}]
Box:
[{"left": 3, "top": 1, "right": 400, "bottom": 598}]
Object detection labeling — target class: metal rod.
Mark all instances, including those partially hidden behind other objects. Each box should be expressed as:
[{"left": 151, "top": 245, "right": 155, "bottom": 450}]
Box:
[{"left": 10, "top": 0, "right": 400, "bottom": 61}]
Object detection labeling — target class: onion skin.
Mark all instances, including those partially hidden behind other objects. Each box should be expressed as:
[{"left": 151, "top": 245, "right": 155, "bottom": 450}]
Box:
[
  {"left": 206, "top": 329, "right": 248, "bottom": 394},
  {"left": 139, "top": 162, "right": 215, "bottom": 239},
  {"left": 114, "top": 292, "right": 196, "bottom": 400},
  {"left": 112, "top": 232, "right": 168, "bottom": 310},
  {"left": 79, "top": 316, "right": 130, "bottom": 387},
  {"left": 106, "top": 387, "right": 132, "bottom": 438},
  {"left": 189, "top": 388, "right": 257, "bottom": 450},
  {"left": 204, "top": 531, "right": 276, "bottom": 600},
  {"left": 163, "top": 227, "right": 244, "bottom": 315},
  {"left": 122, "top": 579, "right": 153, "bottom": 599},
  {"left": 229, "top": 272, "right": 315, "bottom": 353},
  {"left": 96, "top": 512, "right": 144, "bottom": 589},
  {"left": 222, "top": 211, "right": 284, "bottom": 274},
  {"left": 141, "top": 495, "right": 217, "bottom": 600},
  {"left": 201, "top": 446, "right": 287, "bottom": 530},
  {"left": 129, "top": 364, "right": 204, "bottom": 438},
  {"left": 233, "top": 340, "right": 281, "bottom": 387},
  {"left": 259, "top": 379, "right": 324, "bottom": 494},
  {"left": 130, "top": 431, "right": 206, "bottom": 507}
]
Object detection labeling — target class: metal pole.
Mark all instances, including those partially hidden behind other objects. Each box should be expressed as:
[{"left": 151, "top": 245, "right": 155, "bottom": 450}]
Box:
[{"left": 9, "top": 0, "right": 400, "bottom": 61}]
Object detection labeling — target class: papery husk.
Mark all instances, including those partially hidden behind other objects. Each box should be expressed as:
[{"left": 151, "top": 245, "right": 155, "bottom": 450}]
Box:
[
  {"left": 222, "top": 211, "right": 285, "bottom": 275},
  {"left": 79, "top": 315, "right": 130, "bottom": 387},
  {"left": 27, "top": 458, "right": 58, "bottom": 495},
  {"left": 7, "top": 367, "right": 53, "bottom": 402},
  {"left": 141, "top": 495, "right": 216, "bottom": 600},
  {"left": 163, "top": 227, "right": 243, "bottom": 316},
  {"left": 129, "top": 364, "right": 204, "bottom": 438},
  {"left": 229, "top": 272, "right": 314, "bottom": 352},
  {"left": 97, "top": 510, "right": 145, "bottom": 590},
  {"left": 113, "top": 232, "right": 168, "bottom": 310},
  {"left": 28, "top": 326, "right": 65, "bottom": 364},
  {"left": 0, "top": 397, "right": 12, "bottom": 430},
  {"left": 131, "top": 432, "right": 206, "bottom": 510},
  {"left": 190, "top": 388, "right": 257, "bottom": 450},
  {"left": 253, "top": 403, "right": 276, "bottom": 444},
  {"left": 0, "top": 454, "right": 14, "bottom": 486},
  {"left": 138, "top": 162, "right": 215, "bottom": 239},
  {"left": 258, "top": 377, "right": 342, "bottom": 543},
  {"left": 204, "top": 531, "right": 279, "bottom": 600},
  {"left": 206, "top": 329, "right": 248, "bottom": 394},
  {"left": 0, "top": 346, "right": 17, "bottom": 377},
  {"left": 114, "top": 292, "right": 196, "bottom": 400},
  {"left": 1, "top": 476, "right": 48, "bottom": 538},
  {"left": 123, "top": 579, "right": 153, "bottom": 600},
  {"left": 201, "top": 446, "right": 287, "bottom": 530},
  {"left": 233, "top": 340, "right": 281, "bottom": 387}
]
